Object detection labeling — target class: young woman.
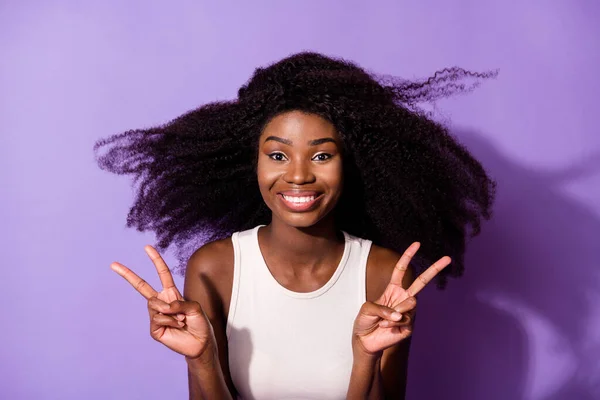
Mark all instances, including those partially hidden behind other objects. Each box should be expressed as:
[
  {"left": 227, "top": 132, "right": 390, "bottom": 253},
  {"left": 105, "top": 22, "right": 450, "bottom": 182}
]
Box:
[{"left": 95, "top": 52, "right": 496, "bottom": 399}]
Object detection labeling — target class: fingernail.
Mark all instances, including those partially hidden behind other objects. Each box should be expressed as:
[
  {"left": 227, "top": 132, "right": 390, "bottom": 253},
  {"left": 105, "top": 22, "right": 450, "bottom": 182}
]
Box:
[
  {"left": 392, "top": 312, "right": 402, "bottom": 320},
  {"left": 176, "top": 314, "right": 185, "bottom": 321},
  {"left": 178, "top": 321, "right": 185, "bottom": 327}
]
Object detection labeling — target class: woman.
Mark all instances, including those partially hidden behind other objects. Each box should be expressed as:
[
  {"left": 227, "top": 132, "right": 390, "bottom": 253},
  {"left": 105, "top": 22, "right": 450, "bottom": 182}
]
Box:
[{"left": 95, "top": 52, "right": 496, "bottom": 399}]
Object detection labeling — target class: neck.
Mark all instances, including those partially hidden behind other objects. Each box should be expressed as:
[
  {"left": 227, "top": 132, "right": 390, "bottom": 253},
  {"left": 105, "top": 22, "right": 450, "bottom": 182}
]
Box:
[{"left": 259, "top": 215, "right": 344, "bottom": 273}]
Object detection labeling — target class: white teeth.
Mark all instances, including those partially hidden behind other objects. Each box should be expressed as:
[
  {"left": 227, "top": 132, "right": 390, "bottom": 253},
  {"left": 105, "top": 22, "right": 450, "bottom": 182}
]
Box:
[{"left": 282, "top": 195, "right": 316, "bottom": 203}]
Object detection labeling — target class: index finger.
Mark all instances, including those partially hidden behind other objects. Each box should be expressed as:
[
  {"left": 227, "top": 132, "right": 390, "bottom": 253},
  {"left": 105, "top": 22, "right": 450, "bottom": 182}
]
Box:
[
  {"left": 144, "top": 245, "right": 177, "bottom": 291},
  {"left": 389, "top": 242, "right": 421, "bottom": 286},
  {"left": 406, "top": 256, "right": 452, "bottom": 296},
  {"left": 110, "top": 262, "right": 158, "bottom": 300}
]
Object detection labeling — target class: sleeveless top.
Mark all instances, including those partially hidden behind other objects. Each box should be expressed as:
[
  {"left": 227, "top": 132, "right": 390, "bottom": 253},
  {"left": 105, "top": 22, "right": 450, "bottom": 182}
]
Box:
[{"left": 227, "top": 225, "right": 373, "bottom": 400}]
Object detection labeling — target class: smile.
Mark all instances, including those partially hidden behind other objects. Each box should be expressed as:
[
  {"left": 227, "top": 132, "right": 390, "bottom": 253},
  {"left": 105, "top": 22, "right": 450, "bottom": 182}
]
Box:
[
  {"left": 278, "top": 193, "right": 322, "bottom": 212},
  {"left": 282, "top": 195, "right": 316, "bottom": 203}
]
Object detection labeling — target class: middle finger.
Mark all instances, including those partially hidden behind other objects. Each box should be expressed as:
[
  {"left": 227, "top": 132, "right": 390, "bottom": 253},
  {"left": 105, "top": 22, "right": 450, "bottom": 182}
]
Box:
[
  {"left": 406, "top": 256, "right": 451, "bottom": 297},
  {"left": 144, "top": 245, "right": 177, "bottom": 292}
]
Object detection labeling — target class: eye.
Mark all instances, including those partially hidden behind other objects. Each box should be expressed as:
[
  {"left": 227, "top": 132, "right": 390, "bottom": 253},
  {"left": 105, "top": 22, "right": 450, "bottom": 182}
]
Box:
[
  {"left": 268, "top": 152, "right": 287, "bottom": 161},
  {"left": 312, "top": 153, "right": 332, "bottom": 162}
]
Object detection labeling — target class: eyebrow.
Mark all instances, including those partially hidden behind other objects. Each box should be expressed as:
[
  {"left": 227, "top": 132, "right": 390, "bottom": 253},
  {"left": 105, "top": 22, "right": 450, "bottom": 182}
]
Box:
[{"left": 264, "top": 136, "right": 337, "bottom": 146}]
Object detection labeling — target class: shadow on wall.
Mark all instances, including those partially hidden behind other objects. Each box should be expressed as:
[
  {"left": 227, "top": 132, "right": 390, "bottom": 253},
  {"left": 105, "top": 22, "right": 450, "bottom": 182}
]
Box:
[{"left": 406, "top": 129, "right": 600, "bottom": 400}]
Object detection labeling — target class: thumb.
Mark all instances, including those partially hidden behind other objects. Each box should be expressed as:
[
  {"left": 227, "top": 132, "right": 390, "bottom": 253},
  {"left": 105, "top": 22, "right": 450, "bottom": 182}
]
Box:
[{"left": 360, "top": 301, "right": 403, "bottom": 322}]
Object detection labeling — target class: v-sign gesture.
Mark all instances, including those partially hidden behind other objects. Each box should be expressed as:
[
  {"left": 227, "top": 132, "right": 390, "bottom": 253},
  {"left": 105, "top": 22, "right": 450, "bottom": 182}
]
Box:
[
  {"left": 110, "top": 246, "right": 215, "bottom": 359},
  {"left": 353, "top": 242, "right": 451, "bottom": 355}
]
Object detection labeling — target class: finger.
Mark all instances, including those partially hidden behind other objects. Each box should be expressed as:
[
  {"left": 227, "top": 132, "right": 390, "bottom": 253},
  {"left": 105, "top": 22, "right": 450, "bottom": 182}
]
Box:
[
  {"left": 379, "top": 298, "right": 416, "bottom": 328},
  {"left": 168, "top": 300, "right": 205, "bottom": 319},
  {"left": 406, "top": 256, "right": 452, "bottom": 296},
  {"left": 152, "top": 313, "right": 185, "bottom": 329},
  {"left": 148, "top": 297, "right": 172, "bottom": 314},
  {"left": 144, "top": 245, "right": 177, "bottom": 292},
  {"left": 111, "top": 262, "right": 158, "bottom": 299},
  {"left": 361, "top": 301, "right": 403, "bottom": 322},
  {"left": 389, "top": 242, "right": 420, "bottom": 286},
  {"left": 393, "top": 296, "right": 417, "bottom": 314},
  {"left": 378, "top": 314, "right": 412, "bottom": 328},
  {"left": 147, "top": 299, "right": 187, "bottom": 323},
  {"left": 389, "top": 325, "right": 413, "bottom": 338}
]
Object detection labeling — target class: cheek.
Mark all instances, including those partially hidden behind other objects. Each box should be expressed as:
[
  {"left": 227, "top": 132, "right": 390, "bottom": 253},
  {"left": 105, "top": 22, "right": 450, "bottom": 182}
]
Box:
[
  {"left": 256, "top": 159, "right": 279, "bottom": 190},
  {"left": 325, "top": 162, "right": 344, "bottom": 190}
]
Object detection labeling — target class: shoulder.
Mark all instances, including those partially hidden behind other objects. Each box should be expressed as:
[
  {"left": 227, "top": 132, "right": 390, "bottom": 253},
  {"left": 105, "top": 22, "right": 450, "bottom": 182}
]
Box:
[
  {"left": 184, "top": 236, "right": 235, "bottom": 315},
  {"left": 366, "top": 244, "right": 415, "bottom": 302},
  {"left": 367, "top": 244, "right": 402, "bottom": 271},
  {"left": 186, "top": 236, "right": 234, "bottom": 275}
]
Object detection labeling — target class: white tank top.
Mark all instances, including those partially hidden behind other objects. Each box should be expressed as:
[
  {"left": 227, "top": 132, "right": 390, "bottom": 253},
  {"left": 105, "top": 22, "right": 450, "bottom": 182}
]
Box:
[{"left": 227, "top": 225, "right": 372, "bottom": 400}]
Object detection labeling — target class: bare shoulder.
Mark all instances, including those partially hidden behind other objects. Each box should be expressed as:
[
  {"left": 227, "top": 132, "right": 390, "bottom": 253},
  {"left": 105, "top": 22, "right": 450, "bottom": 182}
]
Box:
[
  {"left": 186, "top": 237, "right": 234, "bottom": 274},
  {"left": 367, "top": 244, "right": 403, "bottom": 270},
  {"left": 184, "top": 236, "right": 235, "bottom": 316},
  {"left": 366, "top": 244, "right": 415, "bottom": 302}
]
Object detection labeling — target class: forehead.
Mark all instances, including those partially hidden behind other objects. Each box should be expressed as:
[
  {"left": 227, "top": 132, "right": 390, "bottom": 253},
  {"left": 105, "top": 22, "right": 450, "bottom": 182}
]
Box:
[{"left": 260, "top": 111, "right": 340, "bottom": 143}]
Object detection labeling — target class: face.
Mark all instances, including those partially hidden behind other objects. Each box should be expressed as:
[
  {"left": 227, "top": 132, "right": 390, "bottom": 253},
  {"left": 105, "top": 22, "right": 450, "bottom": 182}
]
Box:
[{"left": 257, "top": 110, "right": 344, "bottom": 228}]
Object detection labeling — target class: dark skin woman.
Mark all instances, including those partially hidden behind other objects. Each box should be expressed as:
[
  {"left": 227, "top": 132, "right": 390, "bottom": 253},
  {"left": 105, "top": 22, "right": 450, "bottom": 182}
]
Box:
[{"left": 96, "top": 52, "right": 496, "bottom": 399}]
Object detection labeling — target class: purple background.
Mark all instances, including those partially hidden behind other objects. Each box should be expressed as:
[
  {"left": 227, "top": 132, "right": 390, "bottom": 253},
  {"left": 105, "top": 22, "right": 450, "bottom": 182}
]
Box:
[{"left": 2, "top": 1, "right": 599, "bottom": 399}]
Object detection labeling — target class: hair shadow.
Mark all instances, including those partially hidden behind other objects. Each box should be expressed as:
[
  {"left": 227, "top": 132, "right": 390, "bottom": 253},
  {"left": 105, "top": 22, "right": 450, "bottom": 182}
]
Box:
[{"left": 406, "top": 128, "right": 600, "bottom": 400}]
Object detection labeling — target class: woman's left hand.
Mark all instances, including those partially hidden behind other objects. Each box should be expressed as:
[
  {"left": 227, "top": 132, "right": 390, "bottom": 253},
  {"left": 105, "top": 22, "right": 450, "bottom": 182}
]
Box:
[{"left": 352, "top": 242, "right": 451, "bottom": 356}]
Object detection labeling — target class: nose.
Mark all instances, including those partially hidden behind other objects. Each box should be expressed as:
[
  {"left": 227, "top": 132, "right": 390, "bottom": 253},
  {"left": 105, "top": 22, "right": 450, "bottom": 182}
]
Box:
[{"left": 283, "top": 159, "right": 316, "bottom": 184}]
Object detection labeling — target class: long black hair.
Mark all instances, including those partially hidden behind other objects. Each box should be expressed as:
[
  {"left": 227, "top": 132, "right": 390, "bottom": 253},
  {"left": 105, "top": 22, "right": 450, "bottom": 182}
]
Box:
[{"left": 95, "top": 51, "right": 497, "bottom": 288}]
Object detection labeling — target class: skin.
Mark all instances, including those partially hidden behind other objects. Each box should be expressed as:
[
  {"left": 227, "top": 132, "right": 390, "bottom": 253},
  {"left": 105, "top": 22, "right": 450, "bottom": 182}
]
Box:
[
  {"left": 111, "top": 110, "right": 451, "bottom": 399},
  {"left": 256, "top": 110, "right": 346, "bottom": 291}
]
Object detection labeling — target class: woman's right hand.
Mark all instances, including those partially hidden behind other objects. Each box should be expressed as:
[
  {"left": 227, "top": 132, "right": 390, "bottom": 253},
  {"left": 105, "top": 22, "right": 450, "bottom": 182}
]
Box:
[{"left": 110, "top": 245, "right": 215, "bottom": 360}]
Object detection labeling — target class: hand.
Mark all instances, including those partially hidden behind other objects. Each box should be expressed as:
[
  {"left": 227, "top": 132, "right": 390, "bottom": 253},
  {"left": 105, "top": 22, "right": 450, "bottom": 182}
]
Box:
[
  {"left": 352, "top": 242, "right": 451, "bottom": 356},
  {"left": 110, "top": 246, "right": 215, "bottom": 360}
]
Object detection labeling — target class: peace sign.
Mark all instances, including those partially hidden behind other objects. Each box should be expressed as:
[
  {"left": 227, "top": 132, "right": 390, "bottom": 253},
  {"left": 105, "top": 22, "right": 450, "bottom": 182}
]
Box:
[
  {"left": 110, "top": 246, "right": 215, "bottom": 359},
  {"left": 353, "top": 242, "right": 451, "bottom": 355}
]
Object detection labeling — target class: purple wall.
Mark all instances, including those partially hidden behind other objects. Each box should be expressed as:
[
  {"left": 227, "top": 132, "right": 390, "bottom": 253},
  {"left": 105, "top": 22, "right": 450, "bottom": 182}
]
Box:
[{"left": 2, "top": 1, "right": 599, "bottom": 399}]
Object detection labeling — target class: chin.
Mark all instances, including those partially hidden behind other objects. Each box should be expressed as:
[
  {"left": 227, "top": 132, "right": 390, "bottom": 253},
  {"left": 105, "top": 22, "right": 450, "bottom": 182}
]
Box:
[
  {"left": 274, "top": 207, "right": 337, "bottom": 229},
  {"left": 285, "top": 217, "right": 323, "bottom": 229}
]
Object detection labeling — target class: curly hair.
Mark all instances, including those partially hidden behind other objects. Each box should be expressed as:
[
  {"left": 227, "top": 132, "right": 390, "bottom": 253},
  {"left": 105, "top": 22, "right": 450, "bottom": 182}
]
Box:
[{"left": 94, "top": 51, "right": 497, "bottom": 288}]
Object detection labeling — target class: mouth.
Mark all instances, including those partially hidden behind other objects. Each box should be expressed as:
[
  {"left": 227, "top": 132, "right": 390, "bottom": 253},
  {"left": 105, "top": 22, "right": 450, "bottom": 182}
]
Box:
[{"left": 277, "top": 191, "right": 323, "bottom": 212}]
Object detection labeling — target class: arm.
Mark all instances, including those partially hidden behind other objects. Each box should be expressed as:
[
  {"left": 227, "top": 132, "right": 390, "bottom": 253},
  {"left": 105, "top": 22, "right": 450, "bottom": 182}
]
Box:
[
  {"left": 378, "top": 250, "right": 415, "bottom": 400},
  {"left": 184, "top": 240, "right": 237, "bottom": 400},
  {"left": 346, "top": 336, "right": 412, "bottom": 400},
  {"left": 346, "top": 342, "right": 385, "bottom": 400},
  {"left": 109, "top": 244, "right": 237, "bottom": 400},
  {"left": 380, "top": 337, "right": 412, "bottom": 399},
  {"left": 186, "top": 349, "right": 233, "bottom": 400},
  {"left": 347, "top": 244, "right": 426, "bottom": 399}
]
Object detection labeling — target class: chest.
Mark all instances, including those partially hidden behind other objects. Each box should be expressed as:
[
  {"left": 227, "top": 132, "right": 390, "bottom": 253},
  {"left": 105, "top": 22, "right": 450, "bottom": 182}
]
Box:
[
  {"left": 227, "top": 294, "right": 358, "bottom": 400},
  {"left": 219, "top": 252, "right": 383, "bottom": 319}
]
